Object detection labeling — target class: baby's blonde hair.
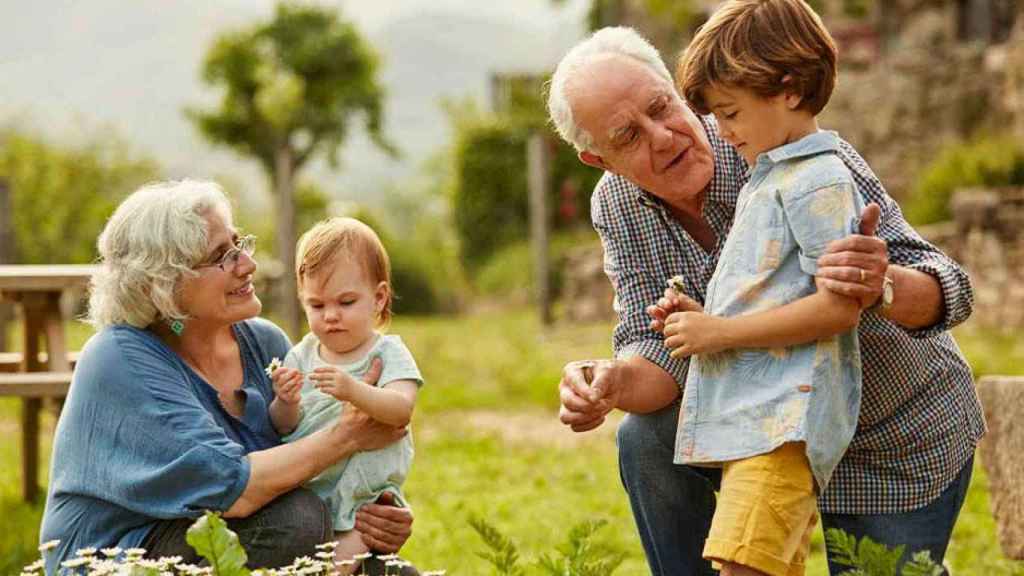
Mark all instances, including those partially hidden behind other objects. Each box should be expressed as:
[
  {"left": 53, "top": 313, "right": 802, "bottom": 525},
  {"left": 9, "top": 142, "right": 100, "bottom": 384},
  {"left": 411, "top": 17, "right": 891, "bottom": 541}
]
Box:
[{"left": 295, "top": 217, "right": 392, "bottom": 325}]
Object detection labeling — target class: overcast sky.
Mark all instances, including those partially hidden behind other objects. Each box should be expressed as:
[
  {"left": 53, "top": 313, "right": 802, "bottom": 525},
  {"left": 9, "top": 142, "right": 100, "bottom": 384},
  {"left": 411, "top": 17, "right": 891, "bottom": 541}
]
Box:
[{"left": 0, "top": 0, "right": 589, "bottom": 206}]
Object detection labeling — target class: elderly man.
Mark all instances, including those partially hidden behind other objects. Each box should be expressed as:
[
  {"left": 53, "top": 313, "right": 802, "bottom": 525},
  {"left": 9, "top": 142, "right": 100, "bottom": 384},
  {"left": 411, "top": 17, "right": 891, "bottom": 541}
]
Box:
[{"left": 548, "top": 27, "right": 985, "bottom": 575}]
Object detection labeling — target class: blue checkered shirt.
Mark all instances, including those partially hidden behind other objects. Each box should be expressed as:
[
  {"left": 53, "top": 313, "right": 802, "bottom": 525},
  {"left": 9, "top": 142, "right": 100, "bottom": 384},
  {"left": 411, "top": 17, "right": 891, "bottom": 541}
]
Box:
[{"left": 593, "top": 115, "right": 987, "bottom": 514}]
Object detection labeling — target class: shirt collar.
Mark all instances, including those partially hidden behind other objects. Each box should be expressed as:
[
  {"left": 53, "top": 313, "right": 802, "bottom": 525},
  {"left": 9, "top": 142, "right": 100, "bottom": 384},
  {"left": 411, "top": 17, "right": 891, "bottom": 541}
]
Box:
[{"left": 761, "top": 130, "right": 841, "bottom": 165}]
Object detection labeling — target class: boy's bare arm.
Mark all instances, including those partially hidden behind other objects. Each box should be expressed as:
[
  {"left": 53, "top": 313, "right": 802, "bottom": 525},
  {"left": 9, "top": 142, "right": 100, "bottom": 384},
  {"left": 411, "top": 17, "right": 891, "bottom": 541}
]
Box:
[{"left": 664, "top": 280, "right": 861, "bottom": 357}]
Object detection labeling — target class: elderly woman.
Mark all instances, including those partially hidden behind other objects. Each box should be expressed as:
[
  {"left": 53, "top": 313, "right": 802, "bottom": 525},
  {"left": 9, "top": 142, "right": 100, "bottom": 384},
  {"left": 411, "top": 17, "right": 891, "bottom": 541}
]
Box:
[{"left": 40, "top": 180, "right": 415, "bottom": 573}]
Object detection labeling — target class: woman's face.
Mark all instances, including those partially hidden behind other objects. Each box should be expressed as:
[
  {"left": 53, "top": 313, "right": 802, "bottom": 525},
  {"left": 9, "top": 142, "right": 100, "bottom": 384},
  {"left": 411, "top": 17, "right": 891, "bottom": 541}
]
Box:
[{"left": 176, "top": 206, "right": 261, "bottom": 328}]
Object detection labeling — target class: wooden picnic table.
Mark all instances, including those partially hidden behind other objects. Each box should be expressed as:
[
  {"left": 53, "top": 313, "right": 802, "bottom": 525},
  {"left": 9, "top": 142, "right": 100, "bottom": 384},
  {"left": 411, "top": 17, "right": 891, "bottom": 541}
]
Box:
[{"left": 0, "top": 265, "right": 98, "bottom": 502}]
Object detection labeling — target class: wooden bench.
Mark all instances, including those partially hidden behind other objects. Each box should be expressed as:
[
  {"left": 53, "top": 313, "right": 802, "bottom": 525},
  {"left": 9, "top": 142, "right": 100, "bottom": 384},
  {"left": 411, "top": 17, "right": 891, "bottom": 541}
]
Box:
[
  {"left": 0, "top": 351, "right": 79, "bottom": 373},
  {"left": 0, "top": 370, "right": 74, "bottom": 503}
]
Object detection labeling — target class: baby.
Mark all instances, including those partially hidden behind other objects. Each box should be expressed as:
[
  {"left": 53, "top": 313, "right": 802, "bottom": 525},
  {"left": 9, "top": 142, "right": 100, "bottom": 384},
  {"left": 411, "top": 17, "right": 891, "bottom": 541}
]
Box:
[{"left": 268, "top": 217, "right": 422, "bottom": 571}]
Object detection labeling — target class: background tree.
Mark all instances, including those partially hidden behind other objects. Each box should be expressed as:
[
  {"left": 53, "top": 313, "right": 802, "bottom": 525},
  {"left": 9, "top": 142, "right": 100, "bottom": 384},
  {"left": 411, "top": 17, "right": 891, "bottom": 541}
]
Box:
[{"left": 187, "top": 2, "right": 394, "bottom": 337}]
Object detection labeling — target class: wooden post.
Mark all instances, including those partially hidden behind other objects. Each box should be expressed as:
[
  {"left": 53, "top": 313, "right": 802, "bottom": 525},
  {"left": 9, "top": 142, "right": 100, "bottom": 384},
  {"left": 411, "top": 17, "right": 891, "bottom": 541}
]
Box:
[
  {"left": 0, "top": 178, "right": 12, "bottom": 351},
  {"left": 527, "top": 134, "right": 552, "bottom": 326}
]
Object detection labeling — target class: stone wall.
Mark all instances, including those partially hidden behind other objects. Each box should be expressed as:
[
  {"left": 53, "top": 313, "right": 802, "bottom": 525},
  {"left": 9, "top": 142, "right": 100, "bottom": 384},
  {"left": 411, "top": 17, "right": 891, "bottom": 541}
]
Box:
[{"left": 919, "top": 187, "right": 1024, "bottom": 330}]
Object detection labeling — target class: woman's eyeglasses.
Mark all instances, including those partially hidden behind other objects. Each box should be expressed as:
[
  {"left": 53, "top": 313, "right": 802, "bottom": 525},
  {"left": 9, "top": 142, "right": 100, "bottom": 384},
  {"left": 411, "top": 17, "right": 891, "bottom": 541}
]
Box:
[{"left": 196, "top": 235, "right": 256, "bottom": 272}]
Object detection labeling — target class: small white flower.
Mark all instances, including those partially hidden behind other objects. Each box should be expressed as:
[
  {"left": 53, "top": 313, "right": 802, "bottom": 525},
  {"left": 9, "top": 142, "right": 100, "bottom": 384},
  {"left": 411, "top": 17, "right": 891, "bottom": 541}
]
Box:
[
  {"left": 335, "top": 560, "right": 356, "bottom": 567},
  {"left": 666, "top": 275, "right": 686, "bottom": 294},
  {"left": 265, "top": 357, "right": 283, "bottom": 377},
  {"left": 38, "top": 540, "right": 60, "bottom": 553},
  {"left": 161, "top": 556, "right": 183, "bottom": 566},
  {"left": 314, "top": 551, "right": 333, "bottom": 560},
  {"left": 61, "top": 558, "right": 91, "bottom": 568},
  {"left": 75, "top": 547, "right": 98, "bottom": 557},
  {"left": 124, "top": 548, "right": 147, "bottom": 557},
  {"left": 376, "top": 554, "right": 398, "bottom": 561},
  {"left": 352, "top": 552, "right": 372, "bottom": 560},
  {"left": 24, "top": 560, "right": 45, "bottom": 572},
  {"left": 100, "top": 547, "right": 122, "bottom": 558}
]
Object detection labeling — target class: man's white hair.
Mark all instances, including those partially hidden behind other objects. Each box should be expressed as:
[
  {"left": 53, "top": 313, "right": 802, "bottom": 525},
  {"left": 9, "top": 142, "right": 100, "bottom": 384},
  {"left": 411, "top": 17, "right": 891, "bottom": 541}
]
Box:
[
  {"left": 87, "top": 179, "right": 232, "bottom": 329},
  {"left": 547, "top": 26, "right": 673, "bottom": 153}
]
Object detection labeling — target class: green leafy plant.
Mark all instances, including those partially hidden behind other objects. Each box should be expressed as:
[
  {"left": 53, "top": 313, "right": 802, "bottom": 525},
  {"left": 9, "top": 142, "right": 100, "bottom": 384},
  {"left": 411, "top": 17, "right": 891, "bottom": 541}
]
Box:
[
  {"left": 470, "top": 515, "right": 624, "bottom": 576},
  {"left": 904, "top": 135, "right": 1024, "bottom": 225},
  {"left": 825, "top": 528, "right": 943, "bottom": 576},
  {"left": 185, "top": 512, "right": 250, "bottom": 576}
]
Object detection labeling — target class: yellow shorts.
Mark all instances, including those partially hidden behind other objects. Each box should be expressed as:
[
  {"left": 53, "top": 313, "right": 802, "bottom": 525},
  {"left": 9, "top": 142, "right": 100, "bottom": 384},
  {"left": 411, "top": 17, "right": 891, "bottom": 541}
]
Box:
[{"left": 704, "top": 442, "right": 818, "bottom": 576}]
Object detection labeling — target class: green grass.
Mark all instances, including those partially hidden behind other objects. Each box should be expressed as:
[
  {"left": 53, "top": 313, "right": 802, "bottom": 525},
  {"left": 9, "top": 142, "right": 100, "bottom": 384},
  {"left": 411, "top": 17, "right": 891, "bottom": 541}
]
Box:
[{"left": 1, "top": 312, "right": 1022, "bottom": 574}]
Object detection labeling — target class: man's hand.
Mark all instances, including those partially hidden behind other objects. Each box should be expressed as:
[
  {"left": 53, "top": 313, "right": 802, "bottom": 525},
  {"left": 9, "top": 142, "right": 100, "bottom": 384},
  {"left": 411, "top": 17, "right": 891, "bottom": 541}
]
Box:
[
  {"left": 816, "top": 202, "right": 888, "bottom": 308},
  {"left": 663, "top": 312, "right": 729, "bottom": 358},
  {"left": 647, "top": 288, "right": 704, "bottom": 333},
  {"left": 558, "top": 359, "right": 623, "bottom": 432},
  {"left": 271, "top": 367, "right": 303, "bottom": 405},
  {"left": 355, "top": 492, "right": 413, "bottom": 553}
]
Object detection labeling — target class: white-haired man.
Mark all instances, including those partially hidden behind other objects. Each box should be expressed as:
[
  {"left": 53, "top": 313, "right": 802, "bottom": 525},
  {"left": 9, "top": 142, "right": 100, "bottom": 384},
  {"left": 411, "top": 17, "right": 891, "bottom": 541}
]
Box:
[{"left": 549, "top": 26, "right": 984, "bottom": 575}]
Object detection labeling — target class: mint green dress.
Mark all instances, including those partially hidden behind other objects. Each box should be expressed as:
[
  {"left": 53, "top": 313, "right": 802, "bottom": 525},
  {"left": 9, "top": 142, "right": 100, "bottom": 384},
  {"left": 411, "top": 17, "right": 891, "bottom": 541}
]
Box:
[{"left": 282, "top": 333, "right": 422, "bottom": 531}]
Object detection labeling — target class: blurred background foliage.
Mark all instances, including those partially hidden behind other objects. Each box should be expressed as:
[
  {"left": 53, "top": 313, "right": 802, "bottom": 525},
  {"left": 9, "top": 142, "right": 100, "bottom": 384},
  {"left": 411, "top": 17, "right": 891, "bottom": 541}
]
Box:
[
  {"left": 905, "top": 136, "right": 1024, "bottom": 225},
  {"left": 0, "top": 129, "right": 159, "bottom": 265}
]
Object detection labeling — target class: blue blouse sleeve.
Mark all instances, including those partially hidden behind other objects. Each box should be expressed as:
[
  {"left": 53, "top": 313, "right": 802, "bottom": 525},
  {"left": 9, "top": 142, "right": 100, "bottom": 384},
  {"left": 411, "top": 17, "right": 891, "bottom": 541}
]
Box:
[{"left": 54, "top": 327, "right": 251, "bottom": 519}]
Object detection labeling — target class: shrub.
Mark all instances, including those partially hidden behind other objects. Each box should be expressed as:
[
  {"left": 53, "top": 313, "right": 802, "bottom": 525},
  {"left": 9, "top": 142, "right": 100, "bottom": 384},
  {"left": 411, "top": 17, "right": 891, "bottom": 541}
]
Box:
[
  {"left": 0, "top": 129, "right": 160, "bottom": 264},
  {"left": 904, "top": 136, "right": 1024, "bottom": 225}
]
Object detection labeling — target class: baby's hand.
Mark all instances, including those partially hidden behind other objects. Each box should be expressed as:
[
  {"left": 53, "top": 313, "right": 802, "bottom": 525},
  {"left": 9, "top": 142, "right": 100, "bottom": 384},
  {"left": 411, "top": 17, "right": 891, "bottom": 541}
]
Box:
[
  {"left": 271, "top": 367, "right": 303, "bottom": 405},
  {"left": 309, "top": 366, "right": 361, "bottom": 401}
]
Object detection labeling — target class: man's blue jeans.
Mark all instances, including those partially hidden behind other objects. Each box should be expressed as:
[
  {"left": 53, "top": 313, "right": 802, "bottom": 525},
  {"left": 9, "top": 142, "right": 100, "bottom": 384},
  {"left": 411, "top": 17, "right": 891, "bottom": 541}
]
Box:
[{"left": 617, "top": 401, "right": 973, "bottom": 575}]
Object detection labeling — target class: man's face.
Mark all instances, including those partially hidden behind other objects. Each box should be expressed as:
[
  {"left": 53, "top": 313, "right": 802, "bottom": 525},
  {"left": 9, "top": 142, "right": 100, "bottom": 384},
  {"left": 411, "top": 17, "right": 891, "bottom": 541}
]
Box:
[{"left": 570, "top": 55, "right": 715, "bottom": 209}]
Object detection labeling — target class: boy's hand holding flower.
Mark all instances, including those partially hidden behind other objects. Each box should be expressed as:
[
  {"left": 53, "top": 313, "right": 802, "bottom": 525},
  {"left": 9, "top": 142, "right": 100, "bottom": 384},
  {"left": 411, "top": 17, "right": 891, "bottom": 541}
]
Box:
[
  {"left": 310, "top": 366, "right": 363, "bottom": 401},
  {"left": 648, "top": 276, "right": 704, "bottom": 333},
  {"left": 663, "top": 311, "right": 729, "bottom": 358}
]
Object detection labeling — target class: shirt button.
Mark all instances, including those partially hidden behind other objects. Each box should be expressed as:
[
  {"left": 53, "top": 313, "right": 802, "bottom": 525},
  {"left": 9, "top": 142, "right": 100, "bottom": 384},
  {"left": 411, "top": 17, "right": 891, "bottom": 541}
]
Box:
[{"left": 798, "top": 385, "right": 812, "bottom": 393}]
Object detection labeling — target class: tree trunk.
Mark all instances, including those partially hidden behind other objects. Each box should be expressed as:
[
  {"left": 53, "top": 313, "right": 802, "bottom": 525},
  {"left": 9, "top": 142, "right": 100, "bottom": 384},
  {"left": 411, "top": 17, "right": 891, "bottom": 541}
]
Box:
[{"left": 274, "top": 145, "right": 301, "bottom": 339}]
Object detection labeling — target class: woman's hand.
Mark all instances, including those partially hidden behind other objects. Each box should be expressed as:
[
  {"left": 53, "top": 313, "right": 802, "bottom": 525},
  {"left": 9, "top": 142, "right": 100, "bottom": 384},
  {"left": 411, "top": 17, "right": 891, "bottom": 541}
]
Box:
[
  {"left": 271, "top": 367, "right": 303, "bottom": 405},
  {"left": 356, "top": 492, "right": 414, "bottom": 553}
]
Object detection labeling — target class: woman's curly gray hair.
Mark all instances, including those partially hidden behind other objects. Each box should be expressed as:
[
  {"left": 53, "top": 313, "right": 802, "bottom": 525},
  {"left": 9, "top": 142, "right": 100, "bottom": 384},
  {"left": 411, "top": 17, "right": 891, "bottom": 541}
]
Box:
[
  {"left": 87, "top": 179, "right": 232, "bottom": 329},
  {"left": 547, "top": 26, "right": 673, "bottom": 152}
]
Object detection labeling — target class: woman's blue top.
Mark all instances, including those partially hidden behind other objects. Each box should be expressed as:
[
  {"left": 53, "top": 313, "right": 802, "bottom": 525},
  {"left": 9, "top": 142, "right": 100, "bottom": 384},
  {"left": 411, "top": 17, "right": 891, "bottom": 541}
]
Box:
[{"left": 39, "top": 318, "right": 290, "bottom": 572}]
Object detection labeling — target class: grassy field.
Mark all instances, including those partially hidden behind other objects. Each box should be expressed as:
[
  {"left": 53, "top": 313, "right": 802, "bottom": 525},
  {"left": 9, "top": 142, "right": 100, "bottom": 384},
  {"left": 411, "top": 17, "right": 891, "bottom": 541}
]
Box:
[{"left": 1, "top": 312, "right": 1023, "bottom": 575}]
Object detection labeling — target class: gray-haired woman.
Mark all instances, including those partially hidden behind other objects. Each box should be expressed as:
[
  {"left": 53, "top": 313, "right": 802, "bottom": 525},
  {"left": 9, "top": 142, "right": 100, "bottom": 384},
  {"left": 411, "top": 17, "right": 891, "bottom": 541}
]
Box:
[{"left": 39, "top": 180, "right": 416, "bottom": 574}]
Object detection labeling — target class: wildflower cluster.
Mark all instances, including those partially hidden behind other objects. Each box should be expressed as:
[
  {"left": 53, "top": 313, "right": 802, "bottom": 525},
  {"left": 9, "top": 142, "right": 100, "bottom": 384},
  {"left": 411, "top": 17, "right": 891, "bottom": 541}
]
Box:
[{"left": 26, "top": 513, "right": 446, "bottom": 576}]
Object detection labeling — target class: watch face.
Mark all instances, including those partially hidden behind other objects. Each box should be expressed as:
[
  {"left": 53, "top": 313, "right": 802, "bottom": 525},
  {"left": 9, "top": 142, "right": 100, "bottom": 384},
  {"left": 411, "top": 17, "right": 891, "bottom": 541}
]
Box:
[{"left": 882, "top": 278, "right": 894, "bottom": 306}]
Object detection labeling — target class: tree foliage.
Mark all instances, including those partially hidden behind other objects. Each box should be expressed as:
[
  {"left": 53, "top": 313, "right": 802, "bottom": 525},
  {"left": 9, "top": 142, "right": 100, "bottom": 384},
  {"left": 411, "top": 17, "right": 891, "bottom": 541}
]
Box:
[
  {"left": 0, "top": 130, "right": 159, "bottom": 264},
  {"left": 187, "top": 2, "right": 393, "bottom": 175},
  {"left": 447, "top": 95, "right": 601, "bottom": 273}
]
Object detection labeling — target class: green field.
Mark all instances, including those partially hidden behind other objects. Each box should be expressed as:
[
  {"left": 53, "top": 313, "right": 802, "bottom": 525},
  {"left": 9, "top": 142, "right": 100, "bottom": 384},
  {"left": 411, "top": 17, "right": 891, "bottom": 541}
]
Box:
[{"left": 1, "top": 313, "right": 1022, "bottom": 575}]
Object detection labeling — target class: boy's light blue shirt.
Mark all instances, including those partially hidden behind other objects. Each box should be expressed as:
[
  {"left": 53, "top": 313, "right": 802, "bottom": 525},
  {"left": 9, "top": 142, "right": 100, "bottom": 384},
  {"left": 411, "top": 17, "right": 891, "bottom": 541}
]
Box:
[{"left": 674, "top": 131, "right": 864, "bottom": 490}]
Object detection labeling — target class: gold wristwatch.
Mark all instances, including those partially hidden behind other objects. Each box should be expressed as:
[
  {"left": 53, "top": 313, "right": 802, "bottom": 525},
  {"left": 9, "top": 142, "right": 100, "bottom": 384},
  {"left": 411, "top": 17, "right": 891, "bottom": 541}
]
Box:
[{"left": 869, "top": 271, "right": 894, "bottom": 313}]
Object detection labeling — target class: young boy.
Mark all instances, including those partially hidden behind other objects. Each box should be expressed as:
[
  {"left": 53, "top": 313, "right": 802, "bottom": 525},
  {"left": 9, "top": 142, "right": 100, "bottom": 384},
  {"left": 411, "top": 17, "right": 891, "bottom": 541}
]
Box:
[{"left": 660, "top": 1, "right": 865, "bottom": 575}]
